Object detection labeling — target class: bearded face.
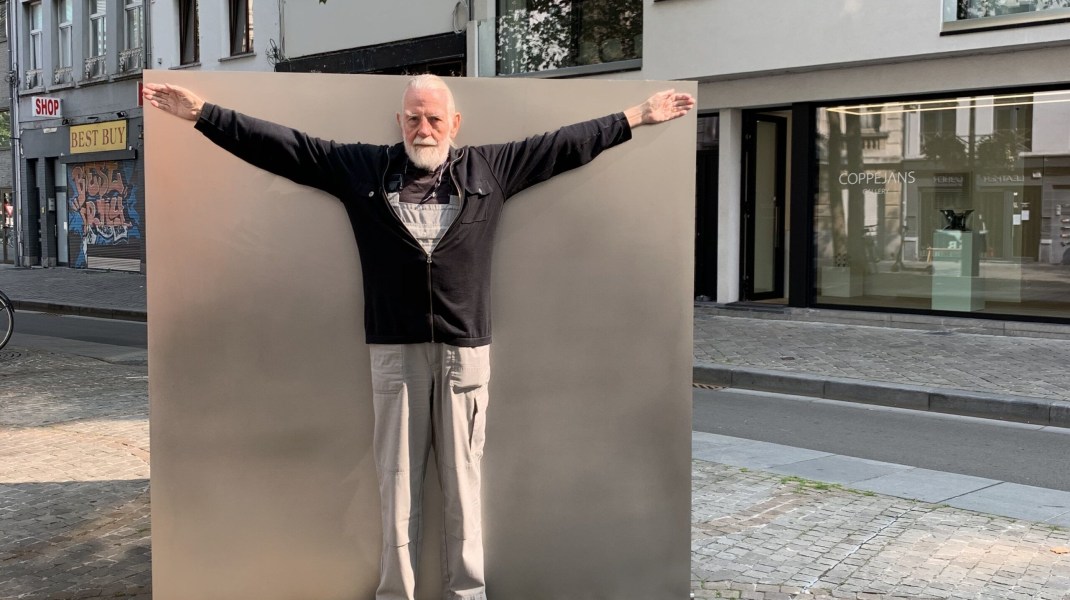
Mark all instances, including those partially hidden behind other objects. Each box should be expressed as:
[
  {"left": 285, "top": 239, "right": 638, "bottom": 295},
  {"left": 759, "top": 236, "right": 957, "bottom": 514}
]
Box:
[{"left": 397, "top": 86, "right": 461, "bottom": 171}]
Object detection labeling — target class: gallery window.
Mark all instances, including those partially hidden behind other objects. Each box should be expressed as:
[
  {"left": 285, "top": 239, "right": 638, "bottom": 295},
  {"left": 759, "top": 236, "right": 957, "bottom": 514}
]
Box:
[
  {"left": 496, "top": 0, "right": 642, "bottom": 75},
  {"left": 943, "top": 0, "right": 1070, "bottom": 32},
  {"left": 229, "top": 0, "right": 253, "bottom": 56},
  {"left": 179, "top": 0, "right": 199, "bottom": 65},
  {"left": 814, "top": 88, "right": 1070, "bottom": 321}
]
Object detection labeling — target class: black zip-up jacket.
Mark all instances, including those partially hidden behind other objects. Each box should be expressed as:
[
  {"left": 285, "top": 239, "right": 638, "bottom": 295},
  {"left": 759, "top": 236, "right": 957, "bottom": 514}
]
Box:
[{"left": 195, "top": 103, "right": 633, "bottom": 346}]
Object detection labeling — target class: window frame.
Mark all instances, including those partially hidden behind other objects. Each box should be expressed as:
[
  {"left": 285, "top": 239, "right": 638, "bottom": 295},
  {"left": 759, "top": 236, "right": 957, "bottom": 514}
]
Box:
[
  {"left": 88, "top": 0, "right": 106, "bottom": 58},
  {"left": 228, "top": 0, "right": 253, "bottom": 56},
  {"left": 56, "top": 0, "right": 73, "bottom": 69},
  {"left": 942, "top": 0, "right": 1070, "bottom": 33},
  {"left": 124, "top": 0, "right": 142, "bottom": 50},
  {"left": 178, "top": 0, "right": 199, "bottom": 65},
  {"left": 494, "top": 0, "right": 643, "bottom": 77},
  {"left": 28, "top": 1, "right": 43, "bottom": 71}
]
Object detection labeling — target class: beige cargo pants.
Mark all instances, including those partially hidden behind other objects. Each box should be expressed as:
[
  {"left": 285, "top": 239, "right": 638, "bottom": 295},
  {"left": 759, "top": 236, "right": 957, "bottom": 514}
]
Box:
[{"left": 370, "top": 343, "right": 490, "bottom": 600}]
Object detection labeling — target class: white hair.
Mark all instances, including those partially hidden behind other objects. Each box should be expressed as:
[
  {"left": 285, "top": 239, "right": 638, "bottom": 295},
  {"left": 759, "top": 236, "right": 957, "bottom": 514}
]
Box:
[{"left": 402, "top": 74, "right": 456, "bottom": 116}]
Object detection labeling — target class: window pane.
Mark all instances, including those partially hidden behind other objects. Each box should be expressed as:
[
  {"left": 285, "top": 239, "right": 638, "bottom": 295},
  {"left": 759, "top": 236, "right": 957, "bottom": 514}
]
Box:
[
  {"left": 59, "top": 26, "right": 72, "bottom": 66},
  {"left": 126, "top": 5, "right": 142, "bottom": 49},
  {"left": 947, "top": 0, "right": 1070, "bottom": 21},
  {"left": 180, "top": 0, "right": 200, "bottom": 64},
  {"left": 60, "top": 0, "right": 72, "bottom": 22},
  {"left": 91, "top": 16, "right": 106, "bottom": 56},
  {"left": 815, "top": 90, "right": 1070, "bottom": 320},
  {"left": 229, "top": 0, "right": 252, "bottom": 55},
  {"left": 497, "top": 0, "right": 642, "bottom": 75},
  {"left": 31, "top": 33, "right": 42, "bottom": 69}
]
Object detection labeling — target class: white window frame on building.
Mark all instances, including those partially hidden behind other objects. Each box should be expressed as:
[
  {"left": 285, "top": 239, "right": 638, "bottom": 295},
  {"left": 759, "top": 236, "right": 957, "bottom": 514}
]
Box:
[
  {"left": 179, "top": 0, "right": 199, "bottom": 65},
  {"left": 943, "top": 0, "right": 1070, "bottom": 33},
  {"left": 26, "top": 0, "right": 44, "bottom": 89},
  {"left": 228, "top": 0, "right": 253, "bottom": 56},
  {"left": 86, "top": 0, "right": 107, "bottom": 79},
  {"left": 55, "top": 0, "right": 74, "bottom": 84},
  {"left": 120, "top": 0, "right": 144, "bottom": 73}
]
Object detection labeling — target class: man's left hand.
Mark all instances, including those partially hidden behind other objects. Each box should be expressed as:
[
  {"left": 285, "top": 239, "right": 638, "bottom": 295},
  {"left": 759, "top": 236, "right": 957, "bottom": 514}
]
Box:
[{"left": 626, "top": 89, "right": 696, "bottom": 128}]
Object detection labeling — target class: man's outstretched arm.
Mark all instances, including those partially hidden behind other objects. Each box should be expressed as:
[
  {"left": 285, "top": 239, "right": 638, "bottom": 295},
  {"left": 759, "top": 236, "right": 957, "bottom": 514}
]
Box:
[
  {"left": 624, "top": 89, "right": 696, "bottom": 129},
  {"left": 481, "top": 88, "right": 696, "bottom": 199},
  {"left": 142, "top": 83, "right": 360, "bottom": 197}
]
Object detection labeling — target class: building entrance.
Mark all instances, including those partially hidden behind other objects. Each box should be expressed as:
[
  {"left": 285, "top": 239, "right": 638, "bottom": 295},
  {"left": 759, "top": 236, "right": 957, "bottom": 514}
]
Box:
[{"left": 741, "top": 112, "right": 789, "bottom": 301}]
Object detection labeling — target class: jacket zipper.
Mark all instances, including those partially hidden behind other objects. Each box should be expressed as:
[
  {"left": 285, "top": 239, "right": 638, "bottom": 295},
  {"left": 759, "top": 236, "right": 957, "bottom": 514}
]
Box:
[{"left": 379, "top": 148, "right": 466, "bottom": 344}]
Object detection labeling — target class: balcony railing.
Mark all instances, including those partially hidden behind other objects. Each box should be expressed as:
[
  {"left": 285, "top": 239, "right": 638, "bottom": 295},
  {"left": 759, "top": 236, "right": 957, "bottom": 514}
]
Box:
[
  {"left": 23, "top": 69, "right": 41, "bottom": 90},
  {"left": 119, "top": 48, "right": 144, "bottom": 73},
  {"left": 84, "top": 55, "right": 106, "bottom": 80},
  {"left": 53, "top": 67, "right": 73, "bottom": 85}
]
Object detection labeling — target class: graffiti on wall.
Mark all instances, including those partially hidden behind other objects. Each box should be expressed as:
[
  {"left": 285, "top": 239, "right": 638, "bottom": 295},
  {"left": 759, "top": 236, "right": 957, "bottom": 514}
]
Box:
[{"left": 68, "top": 161, "right": 142, "bottom": 268}]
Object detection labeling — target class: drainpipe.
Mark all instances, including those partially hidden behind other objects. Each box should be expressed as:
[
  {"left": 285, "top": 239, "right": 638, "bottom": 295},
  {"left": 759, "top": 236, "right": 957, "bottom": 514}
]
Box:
[{"left": 8, "top": 0, "right": 23, "bottom": 266}]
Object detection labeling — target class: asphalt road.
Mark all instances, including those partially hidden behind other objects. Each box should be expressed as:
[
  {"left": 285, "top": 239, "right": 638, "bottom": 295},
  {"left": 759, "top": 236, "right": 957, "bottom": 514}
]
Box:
[
  {"left": 9, "top": 310, "right": 147, "bottom": 348},
  {"left": 694, "top": 386, "right": 1070, "bottom": 492}
]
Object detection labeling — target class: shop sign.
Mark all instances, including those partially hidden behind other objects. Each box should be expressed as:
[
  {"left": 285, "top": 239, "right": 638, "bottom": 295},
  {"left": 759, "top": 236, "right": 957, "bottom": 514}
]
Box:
[
  {"left": 70, "top": 120, "right": 128, "bottom": 154},
  {"left": 978, "top": 173, "right": 1026, "bottom": 186},
  {"left": 932, "top": 172, "right": 967, "bottom": 189},
  {"left": 32, "top": 96, "right": 62, "bottom": 118},
  {"left": 838, "top": 170, "right": 916, "bottom": 193}
]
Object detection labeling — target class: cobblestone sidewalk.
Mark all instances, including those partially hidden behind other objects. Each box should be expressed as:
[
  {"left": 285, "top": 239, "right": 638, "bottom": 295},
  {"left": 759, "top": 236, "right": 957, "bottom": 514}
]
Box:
[
  {"left": 692, "top": 461, "right": 1070, "bottom": 600},
  {"left": 0, "top": 348, "right": 150, "bottom": 600}
]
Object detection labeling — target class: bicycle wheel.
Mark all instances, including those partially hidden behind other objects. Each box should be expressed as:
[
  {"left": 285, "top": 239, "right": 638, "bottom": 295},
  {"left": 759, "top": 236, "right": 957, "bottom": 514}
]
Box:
[{"left": 0, "top": 290, "right": 13, "bottom": 351}]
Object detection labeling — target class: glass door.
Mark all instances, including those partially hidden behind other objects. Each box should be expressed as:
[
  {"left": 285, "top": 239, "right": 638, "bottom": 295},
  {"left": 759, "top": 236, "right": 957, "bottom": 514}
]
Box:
[
  {"left": 695, "top": 114, "right": 719, "bottom": 300},
  {"left": 741, "top": 113, "right": 787, "bottom": 300}
]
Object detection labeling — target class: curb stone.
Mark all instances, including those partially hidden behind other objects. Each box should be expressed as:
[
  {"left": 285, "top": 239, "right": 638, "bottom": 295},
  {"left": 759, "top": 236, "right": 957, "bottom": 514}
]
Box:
[{"left": 694, "top": 364, "right": 1070, "bottom": 429}]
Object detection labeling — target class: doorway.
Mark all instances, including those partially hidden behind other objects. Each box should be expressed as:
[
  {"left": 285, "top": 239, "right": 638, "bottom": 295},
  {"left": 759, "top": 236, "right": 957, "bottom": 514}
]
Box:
[
  {"left": 740, "top": 112, "right": 788, "bottom": 301},
  {"left": 695, "top": 114, "right": 719, "bottom": 300}
]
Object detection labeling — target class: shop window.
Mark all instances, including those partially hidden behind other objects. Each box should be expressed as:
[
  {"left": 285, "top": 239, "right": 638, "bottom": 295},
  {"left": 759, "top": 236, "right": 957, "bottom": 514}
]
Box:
[
  {"left": 120, "top": 0, "right": 144, "bottom": 72},
  {"left": 179, "top": 0, "right": 199, "bottom": 65},
  {"left": 229, "top": 0, "right": 253, "bottom": 56},
  {"left": 496, "top": 0, "right": 642, "bottom": 76},
  {"left": 815, "top": 89, "right": 1070, "bottom": 321},
  {"left": 943, "top": 0, "right": 1070, "bottom": 32}
]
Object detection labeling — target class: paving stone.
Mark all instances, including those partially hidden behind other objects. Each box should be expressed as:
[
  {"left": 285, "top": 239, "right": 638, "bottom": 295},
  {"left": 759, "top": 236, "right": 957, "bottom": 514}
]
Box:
[
  {"left": 691, "top": 460, "right": 1070, "bottom": 599},
  {"left": 0, "top": 349, "right": 150, "bottom": 599}
]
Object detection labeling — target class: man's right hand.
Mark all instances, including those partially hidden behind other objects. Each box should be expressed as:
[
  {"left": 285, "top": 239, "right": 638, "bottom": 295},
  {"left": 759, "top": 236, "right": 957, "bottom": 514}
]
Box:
[{"left": 142, "top": 83, "right": 206, "bottom": 122}]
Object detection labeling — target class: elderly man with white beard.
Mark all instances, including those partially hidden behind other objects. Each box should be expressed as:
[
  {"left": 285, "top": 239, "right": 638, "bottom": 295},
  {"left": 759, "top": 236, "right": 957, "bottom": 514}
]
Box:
[{"left": 143, "top": 74, "right": 694, "bottom": 600}]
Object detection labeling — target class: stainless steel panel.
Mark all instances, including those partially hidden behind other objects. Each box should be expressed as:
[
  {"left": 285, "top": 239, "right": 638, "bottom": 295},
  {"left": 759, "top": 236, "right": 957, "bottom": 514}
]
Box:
[{"left": 145, "top": 71, "right": 695, "bottom": 600}]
